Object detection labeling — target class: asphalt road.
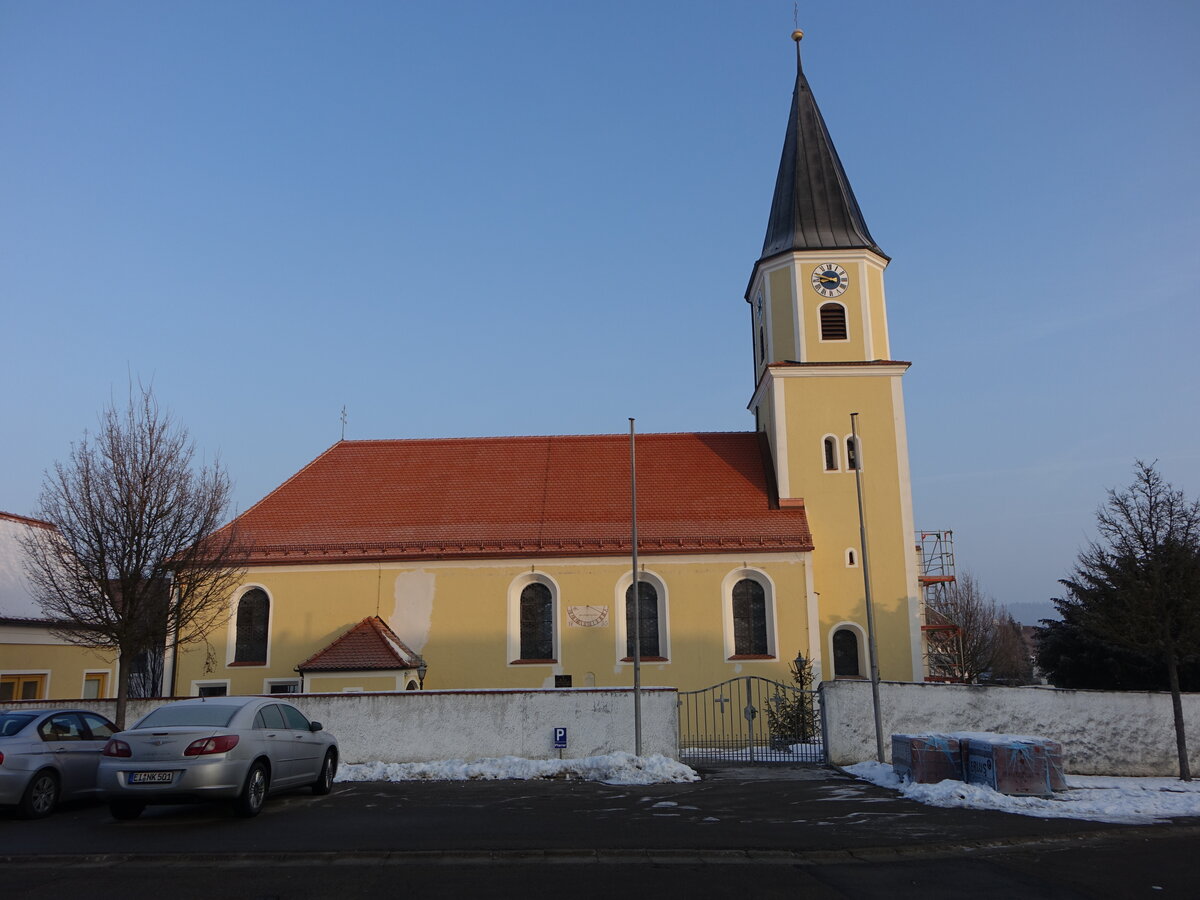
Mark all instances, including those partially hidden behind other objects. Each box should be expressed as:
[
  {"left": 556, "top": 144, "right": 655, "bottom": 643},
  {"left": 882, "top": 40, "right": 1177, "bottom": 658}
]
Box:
[{"left": 3, "top": 765, "right": 1196, "bottom": 898}]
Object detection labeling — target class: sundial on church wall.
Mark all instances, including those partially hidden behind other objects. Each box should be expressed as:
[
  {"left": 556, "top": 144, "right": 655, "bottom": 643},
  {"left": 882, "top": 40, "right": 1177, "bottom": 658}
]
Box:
[{"left": 566, "top": 605, "right": 609, "bottom": 628}]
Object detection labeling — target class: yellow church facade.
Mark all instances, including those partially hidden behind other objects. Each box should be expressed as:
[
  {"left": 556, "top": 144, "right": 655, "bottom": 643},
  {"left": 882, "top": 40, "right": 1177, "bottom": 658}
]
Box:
[
  {"left": 174, "top": 551, "right": 822, "bottom": 696},
  {"left": 172, "top": 37, "right": 925, "bottom": 698}
]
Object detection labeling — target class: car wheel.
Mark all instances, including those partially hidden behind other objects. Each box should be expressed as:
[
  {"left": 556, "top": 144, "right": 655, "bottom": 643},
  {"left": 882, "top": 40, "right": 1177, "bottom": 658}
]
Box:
[
  {"left": 234, "top": 761, "right": 269, "bottom": 818},
  {"left": 312, "top": 750, "right": 337, "bottom": 795},
  {"left": 109, "top": 800, "right": 146, "bottom": 821},
  {"left": 18, "top": 770, "right": 59, "bottom": 819}
]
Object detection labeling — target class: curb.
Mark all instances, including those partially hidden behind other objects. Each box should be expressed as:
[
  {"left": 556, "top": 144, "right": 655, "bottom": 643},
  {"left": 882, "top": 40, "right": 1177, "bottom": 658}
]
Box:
[{"left": 4, "top": 824, "right": 1200, "bottom": 868}]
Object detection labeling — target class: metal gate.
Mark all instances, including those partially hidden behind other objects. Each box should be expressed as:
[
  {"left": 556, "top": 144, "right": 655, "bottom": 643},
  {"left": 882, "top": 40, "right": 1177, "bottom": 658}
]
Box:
[{"left": 678, "top": 676, "right": 824, "bottom": 764}]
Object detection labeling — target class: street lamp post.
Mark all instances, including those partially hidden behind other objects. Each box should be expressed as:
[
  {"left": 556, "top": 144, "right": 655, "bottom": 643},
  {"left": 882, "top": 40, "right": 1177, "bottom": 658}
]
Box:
[{"left": 850, "top": 412, "right": 885, "bottom": 762}]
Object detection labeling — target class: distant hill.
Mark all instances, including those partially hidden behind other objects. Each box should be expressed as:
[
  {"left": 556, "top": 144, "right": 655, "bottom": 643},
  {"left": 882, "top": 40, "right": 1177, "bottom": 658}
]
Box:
[{"left": 1003, "top": 601, "right": 1059, "bottom": 627}]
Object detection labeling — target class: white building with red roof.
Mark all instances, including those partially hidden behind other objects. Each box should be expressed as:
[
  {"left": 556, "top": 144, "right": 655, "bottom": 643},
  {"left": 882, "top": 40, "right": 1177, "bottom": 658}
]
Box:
[{"left": 1, "top": 512, "right": 115, "bottom": 701}]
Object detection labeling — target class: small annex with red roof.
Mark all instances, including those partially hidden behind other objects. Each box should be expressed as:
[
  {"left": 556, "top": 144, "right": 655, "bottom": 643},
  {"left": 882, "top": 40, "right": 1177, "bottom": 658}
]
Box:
[{"left": 297, "top": 616, "right": 426, "bottom": 692}]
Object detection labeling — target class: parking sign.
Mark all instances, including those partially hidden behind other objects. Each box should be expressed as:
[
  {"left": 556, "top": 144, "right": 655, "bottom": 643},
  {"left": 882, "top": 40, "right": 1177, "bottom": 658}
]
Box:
[{"left": 553, "top": 727, "right": 567, "bottom": 749}]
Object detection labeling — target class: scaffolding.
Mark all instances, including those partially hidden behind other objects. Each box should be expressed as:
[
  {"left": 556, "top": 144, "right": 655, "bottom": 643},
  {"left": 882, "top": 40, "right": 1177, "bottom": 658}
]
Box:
[{"left": 918, "top": 530, "right": 964, "bottom": 682}]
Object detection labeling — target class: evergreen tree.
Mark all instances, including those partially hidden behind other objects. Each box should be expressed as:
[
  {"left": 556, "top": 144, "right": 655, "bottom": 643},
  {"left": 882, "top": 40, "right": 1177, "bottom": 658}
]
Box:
[{"left": 1048, "top": 462, "right": 1200, "bottom": 781}]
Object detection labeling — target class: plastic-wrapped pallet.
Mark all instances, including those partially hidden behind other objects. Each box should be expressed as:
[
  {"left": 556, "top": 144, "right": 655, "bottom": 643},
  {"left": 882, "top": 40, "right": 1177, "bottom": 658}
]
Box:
[
  {"left": 1039, "top": 739, "right": 1068, "bottom": 791},
  {"left": 891, "top": 734, "right": 962, "bottom": 783},
  {"left": 961, "top": 734, "right": 1066, "bottom": 796}
]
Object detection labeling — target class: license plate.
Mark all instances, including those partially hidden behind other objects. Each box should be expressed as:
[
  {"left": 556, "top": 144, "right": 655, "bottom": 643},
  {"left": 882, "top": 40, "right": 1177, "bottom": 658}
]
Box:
[{"left": 129, "top": 771, "right": 174, "bottom": 784}]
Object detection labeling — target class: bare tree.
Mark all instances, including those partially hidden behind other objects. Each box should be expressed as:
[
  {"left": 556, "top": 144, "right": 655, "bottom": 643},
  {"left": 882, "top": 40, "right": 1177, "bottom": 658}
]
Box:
[
  {"left": 21, "top": 386, "right": 246, "bottom": 727},
  {"left": 1059, "top": 461, "right": 1200, "bottom": 781},
  {"left": 987, "top": 614, "right": 1035, "bottom": 685},
  {"left": 924, "top": 571, "right": 1002, "bottom": 683}
]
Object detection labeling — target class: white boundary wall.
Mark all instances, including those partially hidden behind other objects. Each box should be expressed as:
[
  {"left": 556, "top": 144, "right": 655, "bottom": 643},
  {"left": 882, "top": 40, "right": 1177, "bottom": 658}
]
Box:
[
  {"left": 820, "top": 680, "right": 1199, "bottom": 776},
  {"left": 3, "top": 687, "right": 680, "bottom": 765}
]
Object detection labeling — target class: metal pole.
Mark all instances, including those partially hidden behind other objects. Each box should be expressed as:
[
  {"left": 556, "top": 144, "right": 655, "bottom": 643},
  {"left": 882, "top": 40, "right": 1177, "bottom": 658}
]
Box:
[
  {"left": 850, "top": 413, "right": 886, "bottom": 762},
  {"left": 629, "top": 418, "right": 642, "bottom": 756},
  {"left": 166, "top": 570, "right": 179, "bottom": 698}
]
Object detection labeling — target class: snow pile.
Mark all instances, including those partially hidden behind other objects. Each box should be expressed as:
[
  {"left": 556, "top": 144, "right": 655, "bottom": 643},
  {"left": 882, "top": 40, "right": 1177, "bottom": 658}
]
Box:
[
  {"left": 336, "top": 752, "right": 700, "bottom": 785},
  {"left": 846, "top": 760, "right": 1200, "bottom": 824}
]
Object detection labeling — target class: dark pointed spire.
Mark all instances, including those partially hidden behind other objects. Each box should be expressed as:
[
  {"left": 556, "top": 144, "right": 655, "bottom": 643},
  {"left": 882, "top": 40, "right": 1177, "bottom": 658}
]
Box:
[{"left": 759, "top": 31, "right": 886, "bottom": 262}]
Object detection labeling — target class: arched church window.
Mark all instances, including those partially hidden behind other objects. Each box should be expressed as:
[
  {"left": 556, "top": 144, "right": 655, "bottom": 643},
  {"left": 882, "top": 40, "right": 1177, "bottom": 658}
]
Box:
[
  {"left": 625, "top": 581, "right": 660, "bottom": 659},
  {"left": 832, "top": 628, "right": 861, "bottom": 677},
  {"left": 823, "top": 436, "right": 839, "bottom": 471},
  {"left": 846, "top": 435, "right": 861, "bottom": 470},
  {"left": 519, "top": 583, "right": 554, "bottom": 661},
  {"left": 234, "top": 588, "right": 269, "bottom": 665},
  {"left": 732, "top": 578, "right": 768, "bottom": 656},
  {"left": 820, "top": 303, "right": 848, "bottom": 341}
]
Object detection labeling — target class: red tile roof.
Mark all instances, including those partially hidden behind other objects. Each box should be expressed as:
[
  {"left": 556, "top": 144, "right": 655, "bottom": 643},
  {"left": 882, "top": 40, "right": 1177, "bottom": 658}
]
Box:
[
  {"left": 298, "top": 616, "right": 423, "bottom": 672},
  {"left": 224, "top": 432, "right": 812, "bottom": 564}
]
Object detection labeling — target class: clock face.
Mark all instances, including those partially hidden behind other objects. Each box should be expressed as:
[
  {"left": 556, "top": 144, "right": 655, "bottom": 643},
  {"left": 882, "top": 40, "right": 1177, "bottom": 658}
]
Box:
[{"left": 812, "top": 264, "right": 849, "bottom": 298}]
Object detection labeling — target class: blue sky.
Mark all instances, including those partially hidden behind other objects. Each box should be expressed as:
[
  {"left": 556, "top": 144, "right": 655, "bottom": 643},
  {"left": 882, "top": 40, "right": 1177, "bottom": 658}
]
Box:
[{"left": 3, "top": 1, "right": 1197, "bottom": 624}]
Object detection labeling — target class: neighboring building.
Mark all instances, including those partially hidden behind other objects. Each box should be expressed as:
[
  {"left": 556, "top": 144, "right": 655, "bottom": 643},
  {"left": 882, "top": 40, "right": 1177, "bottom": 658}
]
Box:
[
  {"left": 0, "top": 511, "right": 115, "bottom": 701},
  {"left": 172, "top": 36, "right": 924, "bottom": 696}
]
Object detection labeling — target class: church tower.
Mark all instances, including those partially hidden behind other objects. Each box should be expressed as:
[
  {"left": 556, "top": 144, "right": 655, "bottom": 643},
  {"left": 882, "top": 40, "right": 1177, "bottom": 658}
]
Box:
[{"left": 747, "top": 32, "right": 923, "bottom": 681}]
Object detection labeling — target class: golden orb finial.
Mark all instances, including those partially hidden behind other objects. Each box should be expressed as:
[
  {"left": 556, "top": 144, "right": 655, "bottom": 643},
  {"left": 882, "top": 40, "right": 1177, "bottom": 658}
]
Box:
[{"left": 792, "top": 29, "right": 804, "bottom": 42}]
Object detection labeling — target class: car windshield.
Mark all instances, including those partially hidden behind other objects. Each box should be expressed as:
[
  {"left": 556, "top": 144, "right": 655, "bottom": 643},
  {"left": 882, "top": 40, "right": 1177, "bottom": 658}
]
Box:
[
  {"left": 136, "top": 705, "right": 240, "bottom": 728},
  {"left": 0, "top": 713, "right": 37, "bottom": 737}
]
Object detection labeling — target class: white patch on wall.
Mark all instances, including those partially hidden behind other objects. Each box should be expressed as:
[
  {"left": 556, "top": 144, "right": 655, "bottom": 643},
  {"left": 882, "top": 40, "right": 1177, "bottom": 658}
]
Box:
[{"left": 392, "top": 571, "right": 435, "bottom": 653}]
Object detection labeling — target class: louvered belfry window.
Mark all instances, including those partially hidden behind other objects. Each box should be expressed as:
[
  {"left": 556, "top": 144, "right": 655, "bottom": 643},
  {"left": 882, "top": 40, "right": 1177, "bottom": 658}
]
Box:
[
  {"left": 625, "top": 581, "right": 660, "bottom": 659},
  {"left": 519, "top": 582, "right": 554, "bottom": 660},
  {"left": 732, "top": 578, "right": 768, "bottom": 656},
  {"left": 234, "top": 589, "right": 269, "bottom": 664},
  {"left": 819, "top": 303, "right": 848, "bottom": 340}
]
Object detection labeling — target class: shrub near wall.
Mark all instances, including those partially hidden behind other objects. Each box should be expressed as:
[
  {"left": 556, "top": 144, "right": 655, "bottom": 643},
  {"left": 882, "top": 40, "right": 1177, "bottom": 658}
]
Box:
[
  {"left": 820, "top": 680, "right": 1199, "bottom": 776},
  {"left": 1, "top": 687, "right": 680, "bottom": 765}
]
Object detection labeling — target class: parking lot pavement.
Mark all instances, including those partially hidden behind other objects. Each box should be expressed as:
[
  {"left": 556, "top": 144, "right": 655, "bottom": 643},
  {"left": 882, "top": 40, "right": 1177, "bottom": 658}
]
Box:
[
  {"left": 5, "top": 766, "right": 1199, "bottom": 898},
  {"left": 4, "top": 764, "right": 1194, "bottom": 862}
]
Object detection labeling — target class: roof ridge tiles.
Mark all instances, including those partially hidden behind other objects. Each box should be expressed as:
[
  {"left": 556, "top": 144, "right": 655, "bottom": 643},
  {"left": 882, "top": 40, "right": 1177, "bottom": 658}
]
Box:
[{"left": 335, "top": 430, "right": 759, "bottom": 446}]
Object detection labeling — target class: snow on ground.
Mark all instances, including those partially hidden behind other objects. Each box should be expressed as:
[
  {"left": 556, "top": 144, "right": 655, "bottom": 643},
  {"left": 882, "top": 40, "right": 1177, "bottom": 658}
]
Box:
[
  {"left": 336, "top": 752, "right": 700, "bottom": 786},
  {"left": 845, "top": 760, "right": 1200, "bottom": 825}
]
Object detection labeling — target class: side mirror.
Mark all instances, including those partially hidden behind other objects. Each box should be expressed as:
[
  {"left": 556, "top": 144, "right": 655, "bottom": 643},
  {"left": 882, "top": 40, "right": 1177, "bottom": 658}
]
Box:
[{"left": 309, "top": 721, "right": 323, "bottom": 732}]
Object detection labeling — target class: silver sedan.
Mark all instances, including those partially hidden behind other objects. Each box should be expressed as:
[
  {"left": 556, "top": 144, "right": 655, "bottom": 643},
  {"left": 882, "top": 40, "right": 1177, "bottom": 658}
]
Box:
[
  {"left": 98, "top": 696, "right": 338, "bottom": 819},
  {"left": 0, "top": 708, "right": 119, "bottom": 818}
]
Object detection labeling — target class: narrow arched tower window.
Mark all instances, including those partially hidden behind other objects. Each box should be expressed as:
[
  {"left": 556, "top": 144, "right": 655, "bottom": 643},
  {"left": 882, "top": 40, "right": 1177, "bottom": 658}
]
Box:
[
  {"left": 625, "top": 581, "right": 660, "bottom": 659},
  {"left": 519, "top": 582, "right": 554, "bottom": 661},
  {"left": 832, "top": 628, "right": 861, "bottom": 677},
  {"left": 820, "top": 303, "right": 848, "bottom": 341},
  {"left": 823, "top": 436, "right": 839, "bottom": 471},
  {"left": 846, "top": 436, "right": 860, "bottom": 470},
  {"left": 234, "top": 589, "right": 269, "bottom": 664}
]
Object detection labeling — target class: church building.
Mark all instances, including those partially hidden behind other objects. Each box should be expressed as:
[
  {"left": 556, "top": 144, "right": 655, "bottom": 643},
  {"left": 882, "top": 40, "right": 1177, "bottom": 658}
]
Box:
[{"left": 172, "top": 35, "right": 924, "bottom": 697}]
